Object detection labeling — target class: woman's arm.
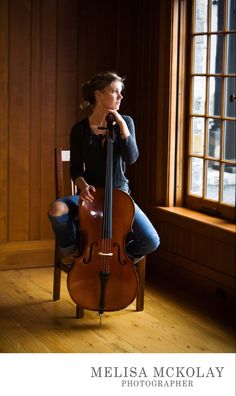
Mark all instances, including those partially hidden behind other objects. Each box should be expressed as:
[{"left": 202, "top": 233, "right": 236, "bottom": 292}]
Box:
[
  {"left": 70, "top": 123, "right": 96, "bottom": 203},
  {"left": 118, "top": 115, "right": 139, "bottom": 164},
  {"left": 69, "top": 123, "right": 84, "bottom": 183}
]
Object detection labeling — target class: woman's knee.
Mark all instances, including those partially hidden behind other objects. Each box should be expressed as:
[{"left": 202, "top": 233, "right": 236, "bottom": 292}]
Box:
[
  {"left": 150, "top": 232, "right": 160, "bottom": 252},
  {"left": 48, "top": 200, "right": 69, "bottom": 217}
]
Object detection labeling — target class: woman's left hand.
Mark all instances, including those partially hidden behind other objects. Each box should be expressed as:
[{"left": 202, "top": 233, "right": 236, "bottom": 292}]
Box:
[
  {"left": 107, "top": 110, "right": 130, "bottom": 139},
  {"left": 107, "top": 110, "right": 124, "bottom": 126}
]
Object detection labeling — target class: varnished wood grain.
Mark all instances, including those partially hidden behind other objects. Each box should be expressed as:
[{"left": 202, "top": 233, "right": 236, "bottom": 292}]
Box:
[
  {"left": 0, "top": 240, "right": 54, "bottom": 270},
  {"left": 56, "top": 0, "right": 78, "bottom": 148},
  {"left": 8, "top": 0, "right": 31, "bottom": 241},
  {"left": 0, "top": 267, "right": 234, "bottom": 353},
  {"left": 0, "top": 0, "right": 8, "bottom": 243},
  {"left": 150, "top": 207, "right": 236, "bottom": 298},
  {"left": 30, "top": 0, "right": 42, "bottom": 241},
  {"left": 0, "top": 0, "right": 143, "bottom": 249},
  {"left": 40, "top": 0, "right": 57, "bottom": 239}
]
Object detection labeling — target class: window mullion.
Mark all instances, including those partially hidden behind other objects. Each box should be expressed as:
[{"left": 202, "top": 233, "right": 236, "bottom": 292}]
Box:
[{"left": 219, "top": 16, "right": 227, "bottom": 203}]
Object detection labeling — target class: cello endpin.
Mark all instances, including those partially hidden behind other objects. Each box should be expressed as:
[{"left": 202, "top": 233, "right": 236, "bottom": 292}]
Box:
[{"left": 99, "top": 314, "right": 102, "bottom": 327}]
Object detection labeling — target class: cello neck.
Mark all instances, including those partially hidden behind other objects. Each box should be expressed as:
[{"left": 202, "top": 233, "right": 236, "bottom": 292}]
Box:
[{"left": 102, "top": 113, "right": 115, "bottom": 239}]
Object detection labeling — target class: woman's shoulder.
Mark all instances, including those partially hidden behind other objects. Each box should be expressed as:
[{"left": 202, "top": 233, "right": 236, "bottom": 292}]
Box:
[
  {"left": 121, "top": 114, "right": 133, "bottom": 123},
  {"left": 72, "top": 117, "right": 88, "bottom": 129},
  {"left": 70, "top": 117, "right": 89, "bottom": 136},
  {"left": 121, "top": 115, "right": 135, "bottom": 132}
]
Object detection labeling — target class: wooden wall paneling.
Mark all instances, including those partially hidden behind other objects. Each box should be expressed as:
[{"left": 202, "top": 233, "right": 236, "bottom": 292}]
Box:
[
  {"left": 0, "top": 240, "right": 54, "bottom": 270},
  {"left": 77, "top": 0, "right": 118, "bottom": 94},
  {"left": 76, "top": 0, "right": 118, "bottom": 124},
  {"left": 149, "top": 207, "right": 236, "bottom": 298},
  {"left": 0, "top": 0, "right": 8, "bottom": 242},
  {"left": 132, "top": 0, "right": 148, "bottom": 205},
  {"left": 161, "top": 223, "right": 235, "bottom": 277},
  {"left": 86, "top": 0, "right": 118, "bottom": 73},
  {"left": 152, "top": 230, "right": 235, "bottom": 297},
  {"left": 76, "top": 0, "right": 89, "bottom": 108},
  {"left": 192, "top": 235, "right": 235, "bottom": 276},
  {"left": 56, "top": 0, "right": 78, "bottom": 148},
  {"left": 115, "top": 0, "right": 138, "bottom": 114},
  {"left": 8, "top": 0, "right": 31, "bottom": 241},
  {"left": 146, "top": 0, "right": 161, "bottom": 209},
  {"left": 157, "top": 249, "right": 235, "bottom": 292},
  {"left": 40, "top": 0, "right": 57, "bottom": 239},
  {"left": 155, "top": 0, "right": 172, "bottom": 206},
  {"left": 30, "top": 0, "right": 42, "bottom": 240},
  {"left": 114, "top": 0, "right": 139, "bottom": 197},
  {"left": 133, "top": 0, "right": 160, "bottom": 210}
]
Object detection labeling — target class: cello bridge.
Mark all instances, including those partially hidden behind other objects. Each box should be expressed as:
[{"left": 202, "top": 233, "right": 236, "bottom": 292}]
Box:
[{"left": 98, "top": 252, "right": 113, "bottom": 256}]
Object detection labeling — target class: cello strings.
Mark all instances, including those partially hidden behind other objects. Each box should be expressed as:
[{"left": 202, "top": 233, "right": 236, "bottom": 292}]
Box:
[{"left": 102, "top": 135, "right": 113, "bottom": 274}]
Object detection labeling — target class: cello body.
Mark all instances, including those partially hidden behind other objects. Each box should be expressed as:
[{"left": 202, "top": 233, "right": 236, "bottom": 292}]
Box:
[{"left": 67, "top": 188, "right": 139, "bottom": 312}]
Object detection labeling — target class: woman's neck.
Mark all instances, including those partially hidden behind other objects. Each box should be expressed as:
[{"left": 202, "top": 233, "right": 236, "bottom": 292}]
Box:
[
  {"left": 89, "top": 108, "right": 108, "bottom": 126},
  {"left": 89, "top": 109, "right": 108, "bottom": 135}
]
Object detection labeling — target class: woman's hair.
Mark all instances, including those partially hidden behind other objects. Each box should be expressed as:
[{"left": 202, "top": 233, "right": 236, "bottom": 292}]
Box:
[{"left": 80, "top": 71, "right": 125, "bottom": 110}]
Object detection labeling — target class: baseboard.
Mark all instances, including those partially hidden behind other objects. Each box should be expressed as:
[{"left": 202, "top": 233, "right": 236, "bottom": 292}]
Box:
[{"left": 0, "top": 239, "right": 54, "bottom": 270}]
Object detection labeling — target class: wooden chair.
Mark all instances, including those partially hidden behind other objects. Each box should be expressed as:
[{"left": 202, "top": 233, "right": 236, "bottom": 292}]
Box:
[{"left": 53, "top": 147, "right": 146, "bottom": 318}]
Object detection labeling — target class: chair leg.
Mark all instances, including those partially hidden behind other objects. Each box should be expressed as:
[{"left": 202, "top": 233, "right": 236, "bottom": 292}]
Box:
[
  {"left": 136, "top": 256, "right": 146, "bottom": 311},
  {"left": 53, "top": 263, "right": 61, "bottom": 300},
  {"left": 53, "top": 240, "right": 62, "bottom": 300},
  {"left": 76, "top": 305, "right": 84, "bottom": 318}
]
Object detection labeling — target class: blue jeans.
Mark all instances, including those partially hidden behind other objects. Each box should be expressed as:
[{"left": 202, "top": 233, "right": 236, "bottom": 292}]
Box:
[{"left": 48, "top": 195, "right": 160, "bottom": 259}]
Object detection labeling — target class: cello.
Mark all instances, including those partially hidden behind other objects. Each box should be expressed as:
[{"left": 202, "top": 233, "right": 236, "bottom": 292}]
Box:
[{"left": 67, "top": 113, "right": 139, "bottom": 317}]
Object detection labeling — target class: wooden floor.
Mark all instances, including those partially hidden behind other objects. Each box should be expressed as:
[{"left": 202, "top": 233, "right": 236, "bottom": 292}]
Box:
[{"left": 0, "top": 266, "right": 235, "bottom": 353}]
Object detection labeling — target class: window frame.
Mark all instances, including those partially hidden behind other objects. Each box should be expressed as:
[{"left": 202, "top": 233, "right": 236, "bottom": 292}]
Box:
[{"left": 183, "top": 0, "right": 236, "bottom": 222}]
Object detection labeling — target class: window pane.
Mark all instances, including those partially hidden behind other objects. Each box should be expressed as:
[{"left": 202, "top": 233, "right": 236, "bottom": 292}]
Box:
[
  {"left": 209, "top": 34, "right": 223, "bottom": 74},
  {"left": 209, "top": 77, "right": 222, "bottom": 116},
  {"left": 227, "top": 0, "right": 236, "bottom": 30},
  {"left": 193, "top": 35, "right": 207, "bottom": 73},
  {"left": 210, "top": 0, "right": 224, "bottom": 31},
  {"left": 190, "top": 157, "right": 203, "bottom": 196},
  {"left": 194, "top": 0, "right": 208, "bottom": 32},
  {"left": 226, "top": 33, "right": 236, "bottom": 74},
  {"left": 207, "top": 118, "right": 221, "bottom": 158},
  {"left": 191, "top": 117, "right": 205, "bottom": 155},
  {"left": 224, "top": 120, "right": 236, "bottom": 161},
  {"left": 206, "top": 160, "right": 219, "bottom": 200},
  {"left": 222, "top": 164, "right": 236, "bottom": 205},
  {"left": 192, "top": 76, "right": 206, "bottom": 114},
  {"left": 225, "top": 77, "right": 236, "bottom": 118}
]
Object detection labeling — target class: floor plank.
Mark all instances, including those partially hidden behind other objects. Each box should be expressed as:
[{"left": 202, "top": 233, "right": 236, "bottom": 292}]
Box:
[{"left": 0, "top": 267, "right": 235, "bottom": 353}]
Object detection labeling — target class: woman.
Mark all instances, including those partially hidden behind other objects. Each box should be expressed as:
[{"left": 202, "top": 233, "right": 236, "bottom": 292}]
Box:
[{"left": 48, "top": 71, "right": 160, "bottom": 262}]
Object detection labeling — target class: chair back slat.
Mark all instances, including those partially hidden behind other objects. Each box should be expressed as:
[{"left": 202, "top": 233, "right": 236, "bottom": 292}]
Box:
[{"left": 55, "top": 148, "right": 76, "bottom": 198}]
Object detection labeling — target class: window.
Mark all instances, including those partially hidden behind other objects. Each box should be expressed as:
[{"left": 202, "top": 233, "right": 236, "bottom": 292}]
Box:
[{"left": 186, "top": 0, "right": 236, "bottom": 221}]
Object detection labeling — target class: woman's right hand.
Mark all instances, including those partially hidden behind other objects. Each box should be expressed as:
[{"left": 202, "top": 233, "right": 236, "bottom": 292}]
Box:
[
  {"left": 80, "top": 185, "right": 96, "bottom": 203},
  {"left": 75, "top": 176, "right": 96, "bottom": 203}
]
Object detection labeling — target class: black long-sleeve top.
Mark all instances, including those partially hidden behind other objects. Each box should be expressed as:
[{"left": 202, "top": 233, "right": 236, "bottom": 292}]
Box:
[{"left": 69, "top": 115, "right": 139, "bottom": 193}]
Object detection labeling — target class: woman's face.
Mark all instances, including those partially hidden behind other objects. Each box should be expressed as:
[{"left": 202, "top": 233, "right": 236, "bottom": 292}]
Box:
[{"left": 95, "top": 80, "right": 123, "bottom": 111}]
